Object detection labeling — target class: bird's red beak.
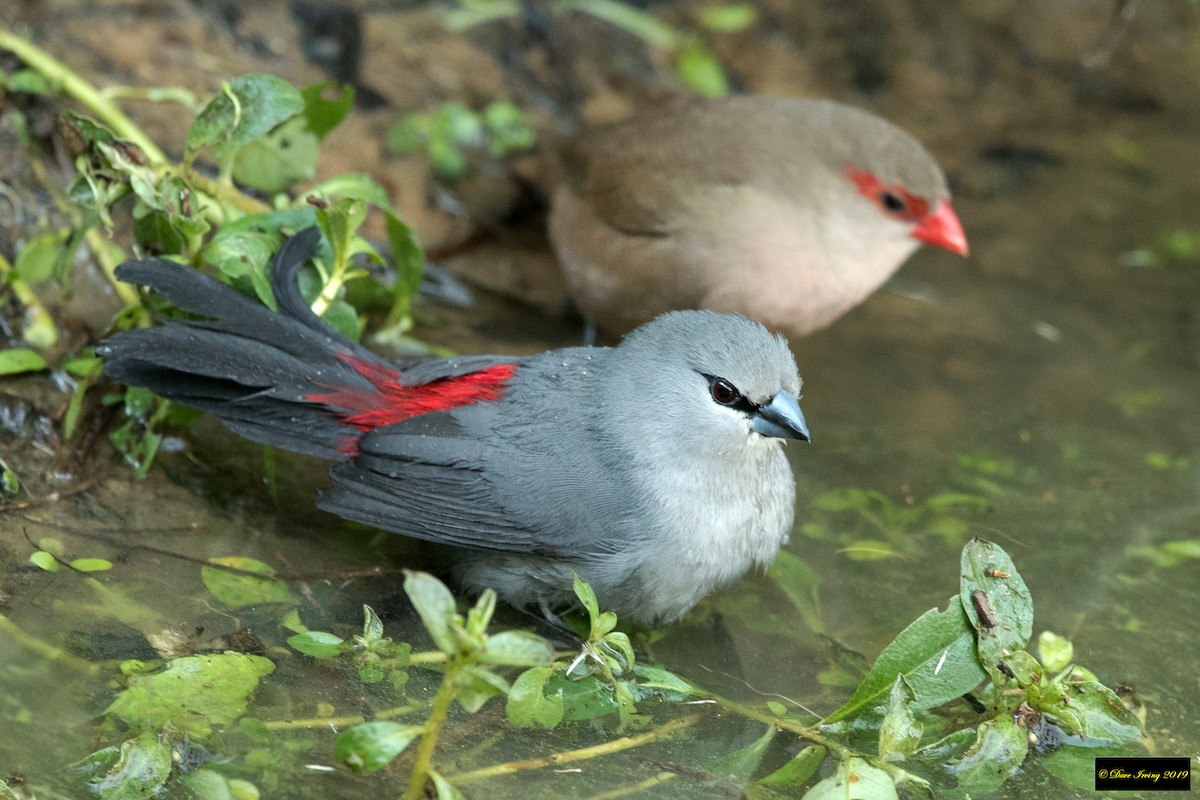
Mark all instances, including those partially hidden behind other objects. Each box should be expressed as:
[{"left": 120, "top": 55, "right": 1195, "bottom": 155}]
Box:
[{"left": 912, "top": 201, "right": 968, "bottom": 256}]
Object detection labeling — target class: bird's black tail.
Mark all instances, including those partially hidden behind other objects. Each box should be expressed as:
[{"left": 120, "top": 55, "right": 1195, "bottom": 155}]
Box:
[{"left": 99, "top": 228, "right": 397, "bottom": 459}]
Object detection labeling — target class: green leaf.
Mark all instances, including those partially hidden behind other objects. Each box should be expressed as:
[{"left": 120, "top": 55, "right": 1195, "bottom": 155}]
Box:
[
  {"left": 361, "top": 604, "right": 386, "bottom": 643},
  {"left": 675, "top": 37, "right": 729, "bottom": 98},
  {"left": 1038, "top": 680, "right": 1142, "bottom": 744},
  {"left": 187, "top": 74, "right": 304, "bottom": 160},
  {"left": 506, "top": 666, "right": 565, "bottom": 729},
  {"left": 384, "top": 207, "right": 425, "bottom": 298},
  {"left": 480, "top": 630, "right": 555, "bottom": 667},
  {"left": 0, "top": 348, "right": 48, "bottom": 376},
  {"left": 709, "top": 727, "right": 774, "bottom": 783},
  {"left": 698, "top": 3, "right": 758, "bottom": 32},
  {"left": 301, "top": 81, "right": 355, "bottom": 139},
  {"left": 233, "top": 116, "right": 319, "bottom": 193},
  {"left": 69, "top": 557, "right": 114, "bottom": 573},
  {"left": 951, "top": 714, "right": 1029, "bottom": 796},
  {"left": 82, "top": 731, "right": 173, "bottom": 799},
  {"left": 309, "top": 172, "right": 392, "bottom": 207},
  {"left": 334, "top": 721, "right": 421, "bottom": 774},
  {"left": 769, "top": 550, "right": 824, "bottom": 634},
  {"left": 803, "top": 756, "right": 898, "bottom": 800},
  {"left": 104, "top": 653, "right": 275, "bottom": 738},
  {"left": 14, "top": 232, "right": 62, "bottom": 283},
  {"left": 878, "top": 676, "right": 922, "bottom": 761},
  {"left": 404, "top": 570, "right": 458, "bottom": 654},
  {"left": 960, "top": 538, "right": 1033, "bottom": 680},
  {"left": 545, "top": 671, "right": 622, "bottom": 722},
  {"left": 1037, "top": 630, "right": 1074, "bottom": 673},
  {"left": 1040, "top": 742, "right": 1138, "bottom": 791},
  {"left": 430, "top": 770, "right": 466, "bottom": 800},
  {"left": 5, "top": 68, "right": 57, "bottom": 95},
  {"left": 632, "top": 664, "right": 701, "bottom": 697},
  {"left": 202, "top": 556, "right": 297, "bottom": 608},
  {"left": 320, "top": 298, "right": 361, "bottom": 341},
  {"left": 29, "top": 550, "right": 60, "bottom": 571},
  {"left": 824, "top": 599, "right": 986, "bottom": 723},
  {"left": 288, "top": 631, "right": 346, "bottom": 658},
  {"left": 481, "top": 101, "right": 535, "bottom": 156},
  {"left": 755, "top": 745, "right": 826, "bottom": 788},
  {"left": 455, "top": 664, "right": 509, "bottom": 713}
]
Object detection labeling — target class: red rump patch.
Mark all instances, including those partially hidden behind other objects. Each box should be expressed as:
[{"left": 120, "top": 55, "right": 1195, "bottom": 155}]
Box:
[{"left": 305, "top": 352, "right": 516, "bottom": 454}]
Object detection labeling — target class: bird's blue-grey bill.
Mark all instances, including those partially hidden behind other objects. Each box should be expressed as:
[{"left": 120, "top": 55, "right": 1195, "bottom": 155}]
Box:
[{"left": 751, "top": 391, "right": 810, "bottom": 441}]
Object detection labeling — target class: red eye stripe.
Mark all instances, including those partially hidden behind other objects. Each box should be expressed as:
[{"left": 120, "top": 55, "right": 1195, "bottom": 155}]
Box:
[{"left": 844, "top": 166, "right": 930, "bottom": 223}]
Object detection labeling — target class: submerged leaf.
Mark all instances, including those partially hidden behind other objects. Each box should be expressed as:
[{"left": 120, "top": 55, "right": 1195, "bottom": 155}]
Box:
[
  {"left": 878, "top": 676, "right": 923, "bottom": 761},
  {"left": 951, "top": 714, "right": 1029, "bottom": 797},
  {"left": 104, "top": 652, "right": 275, "bottom": 738},
  {"left": 334, "top": 721, "right": 421, "bottom": 774},
  {"left": 824, "top": 599, "right": 985, "bottom": 723},
  {"left": 506, "top": 666, "right": 565, "bottom": 729},
  {"left": 755, "top": 745, "right": 826, "bottom": 788},
  {"left": 803, "top": 756, "right": 898, "bottom": 800},
  {"left": 202, "top": 557, "right": 297, "bottom": 609}
]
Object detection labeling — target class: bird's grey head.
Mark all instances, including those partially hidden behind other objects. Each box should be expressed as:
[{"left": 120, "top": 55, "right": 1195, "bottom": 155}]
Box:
[{"left": 606, "top": 311, "right": 809, "bottom": 452}]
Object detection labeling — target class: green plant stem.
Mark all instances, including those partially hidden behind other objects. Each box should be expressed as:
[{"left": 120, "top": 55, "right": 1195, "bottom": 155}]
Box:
[
  {"left": 0, "top": 252, "right": 58, "bottom": 348},
  {"left": 0, "top": 613, "right": 100, "bottom": 674},
  {"left": 403, "top": 657, "right": 464, "bottom": 800},
  {"left": 0, "top": 25, "right": 166, "bottom": 165},
  {"left": 450, "top": 712, "right": 703, "bottom": 784},
  {"left": 84, "top": 228, "right": 141, "bottom": 310},
  {"left": 263, "top": 702, "right": 420, "bottom": 731},
  {"left": 707, "top": 694, "right": 853, "bottom": 758}
]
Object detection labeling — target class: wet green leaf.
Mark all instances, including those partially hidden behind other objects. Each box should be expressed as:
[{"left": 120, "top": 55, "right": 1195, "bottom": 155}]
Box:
[
  {"left": 825, "top": 599, "right": 985, "bottom": 723},
  {"left": 0, "top": 348, "right": 48, "bottom": 376},
  {"left": 104, "top": 652, "right": 275, "bottom": 738},
  {"left": 1039, "top": 742, "right": 1137, "bottom": 791},
  {"left": 960, "top": 537, "right": 1033, "bottom": 680},
  {"left": 1037, "top": 630, "right": 1074, "bottom": 673},
  {"left": 698, "top": 3, "right": 757, "bottom": 32},
  {"left": 202, "top": 556, "right": 297, "bottom": 609},
  {"left": 878, "top": 676, "right": 922, "bottom": 761},
  {"left": 69, "top": 557, "right": 114, "bottom": 573},
  {"left": 29, "top": 550, "right": 60, "bottom": 571},
  {"left": 301, "top": 80, "right": 355, "bottom": 139},
  {"left": 840, "top": 538, "right": 897, "bottom": 561},
  {"left": 755, "top": 745, "right": 826, "bottom": 788},
  {"left": 83, "top": 731, "right": 173, "bottom": 799},
  {"left": 1038, "top": 680, "right": 1142, "bottom": 744},
  {"left": 4, "top": 68, "right": 56, "bottom": 95},
  {"left": 709, "top": 727, "right": 774, "bottom": 783},
  {"left": 14, "top": 232, "right": 62, "bottom": 283},
  {"left": 803, "top": 756, "right": 898, "bottom": 800},
  {"left": 187, "top": 74, "right": 304, "bottom": 161},
  {"left": 361, "top": 604, "right": 386, "bottom": 643},
  {"left": 480, "top": 630, "right": 555, "bottom": 667},
  {"left": 481, "top": 101, "right": 535, "bottom": 155},
  {"left": 547, "top": 671, "right": 623, "bottom": 721},
  {"left": 334, "top": 720, "right": 421, "bottom": 774},
  {"left": 455, "top": 664, "right": 509, "bottom": 713},
  {"left": 507, "top": 666, "right": 565, "bottom": 729},
  {"left": 632, "top": 664, "right": 701, "bottom": 697},
  {"left": 405, "top": 570, "right": 459, "bottom": 654},
  {"left": 233, "top": 116, "right": 319, "bottom": 193},
  {"left": 770, "top": 550, "right": 824, "bottom": 634},
  {"left": 951, "top": 714, "right": 1028, "bottom": 796},
  {"left": 430, "top": 770, "right": 466, "bottom": 800},
  {"left": 675, "top": 37, "right": 729, "bottom": 97},
  {"left": 288, "top": 631, "right": 346, "bottom": 658}
]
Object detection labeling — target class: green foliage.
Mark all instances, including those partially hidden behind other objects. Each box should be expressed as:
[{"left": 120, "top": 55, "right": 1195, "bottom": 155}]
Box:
[
  {"left": 387, "top": 101, "right": 535, "bottom": 180},
  {"left": 103, "top": 653, "right": 275, "bottom": 738},
  {"left": 0, "top": 46, "right": 429, "bottom": 477}
]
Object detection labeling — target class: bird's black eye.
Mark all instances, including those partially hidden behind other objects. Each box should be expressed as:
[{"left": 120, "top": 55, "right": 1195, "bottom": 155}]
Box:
[
  {"left": 879, "top": 191, "right": 907, "bottom": 214},
  {"left": 710, "top": 378, "right": 740, "bottom": 406}
]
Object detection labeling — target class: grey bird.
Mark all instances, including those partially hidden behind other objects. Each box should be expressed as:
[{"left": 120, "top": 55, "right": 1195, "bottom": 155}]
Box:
[{"left": 98, "top": 229, "right": 810, "bottom": 626}]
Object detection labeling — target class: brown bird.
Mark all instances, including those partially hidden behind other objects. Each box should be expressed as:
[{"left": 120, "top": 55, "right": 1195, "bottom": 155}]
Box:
[{"left": 549, "top": 94, "right": 968, "bottom": 336}]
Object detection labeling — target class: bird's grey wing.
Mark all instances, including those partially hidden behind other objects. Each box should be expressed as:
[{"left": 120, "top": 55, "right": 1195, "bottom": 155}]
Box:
[{"left": 317, "top": 410, "right": 544, "bottom": 552}]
